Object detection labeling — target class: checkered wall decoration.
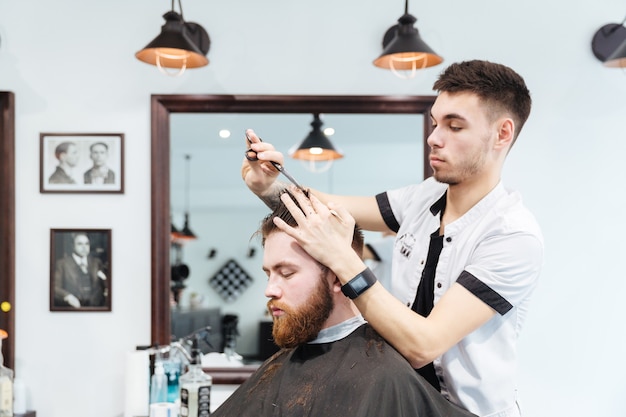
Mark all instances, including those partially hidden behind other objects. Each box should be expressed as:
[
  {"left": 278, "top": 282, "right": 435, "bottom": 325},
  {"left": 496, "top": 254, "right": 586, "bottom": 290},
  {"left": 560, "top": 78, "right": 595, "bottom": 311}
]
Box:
[{"left": 208, "top": 259, "right": 254, "bottom": 302}]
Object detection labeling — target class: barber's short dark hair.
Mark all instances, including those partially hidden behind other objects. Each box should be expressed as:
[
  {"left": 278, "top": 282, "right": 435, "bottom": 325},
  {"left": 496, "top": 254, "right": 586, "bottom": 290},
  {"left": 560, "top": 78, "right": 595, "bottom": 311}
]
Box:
[
  {"left": 259, "top": 191, "right": 364, "bottom": 258},
  {"left": 433, "top": 60, "right": 531, "bottom": 142},
  {"left": 54, "top": 141, "right": 76, "bottom": 159}
]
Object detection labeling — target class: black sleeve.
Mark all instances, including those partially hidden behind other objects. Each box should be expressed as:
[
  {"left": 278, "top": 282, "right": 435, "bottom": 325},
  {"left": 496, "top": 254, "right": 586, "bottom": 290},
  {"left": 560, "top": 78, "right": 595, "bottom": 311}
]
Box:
[{"left": 375, "top": 192, "right": 400, "bottom": 233}]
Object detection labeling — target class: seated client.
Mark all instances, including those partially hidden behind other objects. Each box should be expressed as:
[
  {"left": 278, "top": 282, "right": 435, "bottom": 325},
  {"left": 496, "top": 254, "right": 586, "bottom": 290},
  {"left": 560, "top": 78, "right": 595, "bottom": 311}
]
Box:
[{"left": 212, "top": 194, "right": 476, "bottom": 417}]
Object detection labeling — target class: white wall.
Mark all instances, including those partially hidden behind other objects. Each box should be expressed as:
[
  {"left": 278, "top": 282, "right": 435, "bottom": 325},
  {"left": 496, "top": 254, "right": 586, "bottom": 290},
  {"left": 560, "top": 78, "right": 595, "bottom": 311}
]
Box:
[{"left": 1, "top": 0, "right": 625, "bottom": 416}]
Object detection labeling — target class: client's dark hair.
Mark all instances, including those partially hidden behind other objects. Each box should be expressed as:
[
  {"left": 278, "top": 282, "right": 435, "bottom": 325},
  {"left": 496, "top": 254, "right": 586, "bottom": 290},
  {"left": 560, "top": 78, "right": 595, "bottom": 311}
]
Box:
[{"left": 259, "top": 191, "right": 364, "bottom": 257}]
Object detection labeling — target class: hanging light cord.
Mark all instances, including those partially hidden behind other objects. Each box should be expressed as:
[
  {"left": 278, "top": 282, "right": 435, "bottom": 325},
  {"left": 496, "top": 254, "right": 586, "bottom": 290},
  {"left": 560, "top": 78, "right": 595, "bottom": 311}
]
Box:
[
  {"left": 184, "top": 154, "right": 191, "bottom": 214},
  {"left": 155, "top": 0, "right": 190, "bottom": 76},
  {"left": 171, "top": 0, "right": 185, "bottom": 20}
]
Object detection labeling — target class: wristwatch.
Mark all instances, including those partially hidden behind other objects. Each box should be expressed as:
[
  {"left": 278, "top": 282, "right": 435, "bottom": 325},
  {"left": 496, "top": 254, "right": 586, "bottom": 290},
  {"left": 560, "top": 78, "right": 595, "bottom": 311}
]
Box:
[{"left": 341, "top": 268, "right": 377, "bottom": 299}]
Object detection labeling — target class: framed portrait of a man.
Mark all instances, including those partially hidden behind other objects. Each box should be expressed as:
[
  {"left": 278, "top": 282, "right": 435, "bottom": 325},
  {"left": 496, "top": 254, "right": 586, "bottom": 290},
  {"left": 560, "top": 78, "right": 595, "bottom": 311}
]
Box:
[
  {"left": 40, "top": 133, "right": 124, "bottom": 193},
  {"left": 50, "top": 229, "right": 112, "bottom": 312}
]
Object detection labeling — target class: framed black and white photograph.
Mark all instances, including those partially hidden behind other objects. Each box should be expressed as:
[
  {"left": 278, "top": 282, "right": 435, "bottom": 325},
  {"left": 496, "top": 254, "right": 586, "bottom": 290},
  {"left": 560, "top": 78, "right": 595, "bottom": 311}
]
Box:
[
  {"left": 40, "top": 133, "right": 124, "bottom": 193},
  {"left": 50, "top": 229, "right": 112, "bottom": 312}
]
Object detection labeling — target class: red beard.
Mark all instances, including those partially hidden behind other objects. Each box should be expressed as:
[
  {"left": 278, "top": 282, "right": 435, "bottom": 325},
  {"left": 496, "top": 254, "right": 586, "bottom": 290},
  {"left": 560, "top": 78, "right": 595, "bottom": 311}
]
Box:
[{"left": 267, "top": 276, "right": 334, "bottom": 348}]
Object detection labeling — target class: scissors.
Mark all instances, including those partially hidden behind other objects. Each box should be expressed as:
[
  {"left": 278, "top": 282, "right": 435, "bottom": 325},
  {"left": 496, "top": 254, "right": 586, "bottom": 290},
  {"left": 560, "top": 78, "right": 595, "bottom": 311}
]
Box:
[{"left": 245, "top": 132, "right": 308, "bottom": 195}]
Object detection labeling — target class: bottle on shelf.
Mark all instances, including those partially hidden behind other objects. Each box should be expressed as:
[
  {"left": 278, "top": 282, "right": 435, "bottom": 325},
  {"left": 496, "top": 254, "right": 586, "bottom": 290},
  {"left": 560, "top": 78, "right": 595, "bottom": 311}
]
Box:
[
  {"left": 149, "top": 359, "right": 168, "bottom": 404},
  {"left": 179, "top": 338, "right": 212, "bottom": 417},
  {"left": 0, "top": 329, "right": 14, "bottom": 417},
  {"left": 162, "top": 352, "right": 182, "bottom": 404}
]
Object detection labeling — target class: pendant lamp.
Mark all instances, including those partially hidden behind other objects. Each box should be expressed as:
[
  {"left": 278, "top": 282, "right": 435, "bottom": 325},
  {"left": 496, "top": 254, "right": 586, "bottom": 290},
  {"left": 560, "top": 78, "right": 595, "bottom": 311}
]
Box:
[
  {"left": 373, "top": 0, "right": 442, "bottom": 79},
  {"left": 290, "top": 114, "right": 343, "bottom": 173},
  {"left": 170, "top": 217, "right": 181, "bottom": 242},
  {"left": 136, "top": 0, "right": 210, "bottom": 76},
  {"left": 591, "top": 16, "right": 626, "bottom": 68},
  {"left": 605, "top": 40, "right": 626, "bottom": 67},
  {"left": 172, "top": 154, "right": 197, "bottom": 241}
]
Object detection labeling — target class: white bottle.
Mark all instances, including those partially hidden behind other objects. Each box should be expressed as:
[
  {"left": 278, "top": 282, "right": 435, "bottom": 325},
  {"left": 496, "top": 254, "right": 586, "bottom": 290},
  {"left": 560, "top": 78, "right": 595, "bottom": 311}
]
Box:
[
  {"left": 149, "top": 361, "right": 168, "bottom": 404},
  {"left": 179, "top": 342, "right": 212, "bottom": 417},
  {"left": 0, "top": 331, "right": 13, "bottom": 417}
]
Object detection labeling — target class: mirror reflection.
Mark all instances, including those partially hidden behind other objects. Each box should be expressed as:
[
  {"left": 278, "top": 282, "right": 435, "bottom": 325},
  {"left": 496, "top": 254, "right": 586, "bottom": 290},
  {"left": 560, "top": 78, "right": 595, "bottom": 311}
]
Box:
[{"left": 169, "top": 112, "right": 426, "bottom": 357}]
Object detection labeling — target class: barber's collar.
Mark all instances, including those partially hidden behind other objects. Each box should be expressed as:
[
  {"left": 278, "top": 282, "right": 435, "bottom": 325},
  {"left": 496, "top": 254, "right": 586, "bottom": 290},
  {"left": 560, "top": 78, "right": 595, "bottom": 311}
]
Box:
[{"left": 430, "top": 190, "right": 447, "bottom": 216}]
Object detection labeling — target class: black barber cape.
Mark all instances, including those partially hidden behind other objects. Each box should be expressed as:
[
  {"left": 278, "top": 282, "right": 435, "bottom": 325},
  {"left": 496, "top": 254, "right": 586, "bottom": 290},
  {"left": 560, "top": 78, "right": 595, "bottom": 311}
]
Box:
[{"left": 212, "top": 324, "right": 476, "bottom": 417}]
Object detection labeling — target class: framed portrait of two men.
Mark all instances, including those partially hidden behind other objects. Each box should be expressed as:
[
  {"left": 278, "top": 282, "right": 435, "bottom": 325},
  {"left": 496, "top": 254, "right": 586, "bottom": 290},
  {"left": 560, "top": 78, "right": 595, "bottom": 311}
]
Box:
[{"left": 40, "top": 133, "right": 124, "bottom": 194}]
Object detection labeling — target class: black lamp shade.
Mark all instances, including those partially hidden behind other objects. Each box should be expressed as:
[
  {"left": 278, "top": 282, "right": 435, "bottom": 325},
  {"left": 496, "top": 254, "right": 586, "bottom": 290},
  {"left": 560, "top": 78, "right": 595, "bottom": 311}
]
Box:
[
  {"left": 175, "top": 212, "right": 197, "bottom": 240},
  {"left": 171, "top": 222, "right": 181, "bottom": 241},
  {"left": 172, "top": 154, "right": 198, "bottom": 241},
  {"left": 605, "top": 38, "right": 626, "bottom": 67},
  {"left": 136, "top": 11, "right": 209, "bottom": 69},
  {"left": 291, "top": 114, "right": 344, "bottom": 161},
  {"left": 373, "top": 13, "right": 442, "bottom": 70}
]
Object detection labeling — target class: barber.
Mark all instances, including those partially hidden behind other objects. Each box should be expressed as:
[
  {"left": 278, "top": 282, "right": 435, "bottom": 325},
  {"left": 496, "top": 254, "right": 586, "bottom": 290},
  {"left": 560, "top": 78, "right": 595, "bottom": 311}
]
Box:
[{"left": 241, "top": 60, "right": 544, "bottom": 417}]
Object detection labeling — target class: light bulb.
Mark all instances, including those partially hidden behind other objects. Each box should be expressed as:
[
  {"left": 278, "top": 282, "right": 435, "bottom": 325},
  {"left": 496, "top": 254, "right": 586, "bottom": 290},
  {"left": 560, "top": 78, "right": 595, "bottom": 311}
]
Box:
[
  {"left": 389, "top": 54, "right": 429, "bottom": 79},
  {"left": 155, "top": 50, "right": 189, "bottom": 77}
]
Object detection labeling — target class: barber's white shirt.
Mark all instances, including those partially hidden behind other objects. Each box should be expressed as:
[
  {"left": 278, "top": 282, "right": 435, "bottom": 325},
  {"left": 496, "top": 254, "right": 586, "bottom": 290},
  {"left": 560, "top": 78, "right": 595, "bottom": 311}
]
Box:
[{"left": 381, "top": 177, "right": 544, "bottom": 417}]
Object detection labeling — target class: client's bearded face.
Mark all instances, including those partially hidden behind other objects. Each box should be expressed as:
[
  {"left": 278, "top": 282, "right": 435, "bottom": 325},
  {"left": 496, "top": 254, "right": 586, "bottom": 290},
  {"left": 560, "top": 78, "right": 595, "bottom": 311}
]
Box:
[{"left": 267, "top": 270, "right": 334, "bottom": 349}]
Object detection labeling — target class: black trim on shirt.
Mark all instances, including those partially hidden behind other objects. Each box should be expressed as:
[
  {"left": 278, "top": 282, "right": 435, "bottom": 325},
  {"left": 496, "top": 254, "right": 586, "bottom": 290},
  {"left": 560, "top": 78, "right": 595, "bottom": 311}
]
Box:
[
  {"left": 376, "top": 192, "right": 400, "bottom": 233},
  {"left": 411, "top": 229, "right": 444, "bottom": 392},
  {"left": 430, "top": 191, "right": 447, "bottom": 216},
  {"left": 364, "top": 243, "right": 381, "bottom": 261},
  {"left": 457, "top": 270, "right": 513, "bottom": 315}
]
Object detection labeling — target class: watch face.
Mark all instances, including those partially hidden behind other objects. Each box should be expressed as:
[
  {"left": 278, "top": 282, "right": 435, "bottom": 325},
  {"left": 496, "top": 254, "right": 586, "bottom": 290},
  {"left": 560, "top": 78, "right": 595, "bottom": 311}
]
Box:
[
  {"left": 351, "top": 275, "right": 370, "bottom": 294},
  {"left": 342, "top": 269, "right": 377, "bottom": 299}
]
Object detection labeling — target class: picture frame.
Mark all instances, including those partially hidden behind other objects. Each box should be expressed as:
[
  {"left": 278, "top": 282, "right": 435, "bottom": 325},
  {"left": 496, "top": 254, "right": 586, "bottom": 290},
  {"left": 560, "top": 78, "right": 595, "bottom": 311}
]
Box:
[
  {"left": 50, "top": 228, "right": 112, "bottom": 312},
  {"left": 40, "top": 133, "right": 124, "bottom": 193}
]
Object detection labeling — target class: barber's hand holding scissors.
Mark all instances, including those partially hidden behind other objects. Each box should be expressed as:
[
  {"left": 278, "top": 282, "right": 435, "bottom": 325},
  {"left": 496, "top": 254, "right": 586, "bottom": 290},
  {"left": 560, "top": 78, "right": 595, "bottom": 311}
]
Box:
[
  {"left": 243, "top": 129, "right": 365, "bottom": 276},
  {"left": 241, "top": 129, "right": 284, "bottom": 197},
  {"left": 276, "top": 187, "right": 364, "bottom": 276}
]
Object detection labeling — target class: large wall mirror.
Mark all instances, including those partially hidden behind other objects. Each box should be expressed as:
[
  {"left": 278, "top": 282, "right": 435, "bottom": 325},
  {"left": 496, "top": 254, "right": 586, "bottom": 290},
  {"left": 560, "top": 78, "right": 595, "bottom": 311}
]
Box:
[
  {"left": 0, "top": 91, "right": 15, "bottom": 369},
  {"left": 151, "top": 95, "right": 436, "bottom": 350}
]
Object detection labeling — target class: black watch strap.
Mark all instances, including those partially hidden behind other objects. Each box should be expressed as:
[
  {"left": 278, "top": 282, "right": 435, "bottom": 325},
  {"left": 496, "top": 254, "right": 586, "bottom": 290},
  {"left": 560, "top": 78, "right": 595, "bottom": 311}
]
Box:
[{"left": 341, "top": 268, "right": 377, "bottom": 299}]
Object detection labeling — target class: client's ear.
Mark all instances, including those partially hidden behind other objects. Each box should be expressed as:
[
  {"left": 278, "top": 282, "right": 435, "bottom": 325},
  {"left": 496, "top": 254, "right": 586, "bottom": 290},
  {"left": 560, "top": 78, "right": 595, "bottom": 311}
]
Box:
[{"left": 331, "top": 276, "right": 343, "bottom": 293}]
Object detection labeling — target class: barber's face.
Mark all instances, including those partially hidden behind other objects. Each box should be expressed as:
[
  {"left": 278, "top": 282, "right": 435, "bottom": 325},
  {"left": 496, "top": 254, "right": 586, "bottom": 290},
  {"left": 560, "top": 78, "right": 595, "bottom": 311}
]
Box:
[
  {"left": 427, "top": 92, "right": 498, "bottom": 185},
  {"left": 73, "top": 235, "right": 90, "bottom": 257},
  {"left": 263, "top": 231, "right": 333, "bottom": 348}
]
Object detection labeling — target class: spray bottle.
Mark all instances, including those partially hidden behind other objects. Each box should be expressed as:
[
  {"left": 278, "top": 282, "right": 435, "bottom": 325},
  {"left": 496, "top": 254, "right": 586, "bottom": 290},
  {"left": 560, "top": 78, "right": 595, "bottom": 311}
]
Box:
[
  {"left": 149, "top": 358, "right": 168, "bottom": 404},
  {"left": 179, "top": 338, "right": 212, "bottom": 417}
]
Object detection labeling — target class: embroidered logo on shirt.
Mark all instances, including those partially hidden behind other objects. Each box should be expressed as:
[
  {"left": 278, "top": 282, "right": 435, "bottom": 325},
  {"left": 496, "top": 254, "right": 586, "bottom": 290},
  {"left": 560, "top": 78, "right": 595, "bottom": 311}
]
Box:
[{"left": 397, "top": 233, "right": 415, "bottom": 258}]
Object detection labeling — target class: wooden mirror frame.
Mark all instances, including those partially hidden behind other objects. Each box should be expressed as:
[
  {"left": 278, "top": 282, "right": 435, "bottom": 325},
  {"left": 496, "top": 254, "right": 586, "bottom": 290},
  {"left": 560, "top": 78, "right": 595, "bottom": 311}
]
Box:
[
  {"left": 0, "top": 92, "right": 15, "bottom": 369},
  {"left": 150, "top": 94, "right": 436, "bottom": 347}
]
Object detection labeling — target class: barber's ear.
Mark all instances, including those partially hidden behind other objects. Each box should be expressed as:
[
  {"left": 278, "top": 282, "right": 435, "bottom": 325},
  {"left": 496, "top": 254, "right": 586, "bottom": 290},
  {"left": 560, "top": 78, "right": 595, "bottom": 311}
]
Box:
[{"left": 495, "top": 118, "right": 514, "bottom": 149}]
